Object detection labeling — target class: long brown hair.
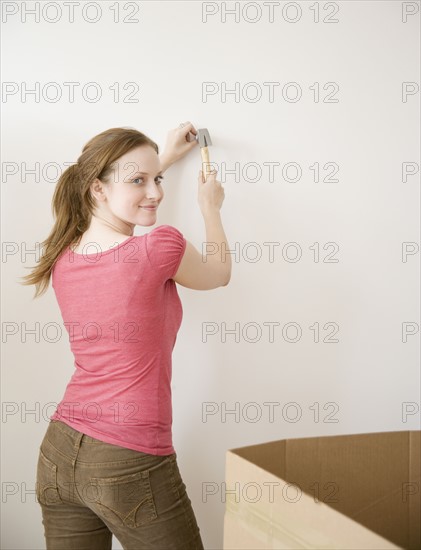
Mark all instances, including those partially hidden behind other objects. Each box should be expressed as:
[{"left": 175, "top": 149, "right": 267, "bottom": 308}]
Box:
[{"left": 19, "top": 127, "right": 159, "bottom": 298}]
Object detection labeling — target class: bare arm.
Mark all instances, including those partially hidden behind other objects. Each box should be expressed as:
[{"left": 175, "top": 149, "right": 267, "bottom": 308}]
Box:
[
  {"left": 202, "top": 209, "right": 231, "bottom": 285},
  {"left": 159, "top": 154, "right": 173, "bottom": 174},
  {"left": 173, "top": 171, "right": 231, "bottom": 290},
  {"left": 172, "top": 212, "right": 231, "bottom": 289}
]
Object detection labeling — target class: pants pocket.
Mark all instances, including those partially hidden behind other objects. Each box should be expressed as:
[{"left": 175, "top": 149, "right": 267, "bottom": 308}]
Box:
[
  {"left": 90, "top": 469, "right": 158, "bottom": 528},
  {"left": 36, "top": 448, "right": 63, "bottom": 505}
]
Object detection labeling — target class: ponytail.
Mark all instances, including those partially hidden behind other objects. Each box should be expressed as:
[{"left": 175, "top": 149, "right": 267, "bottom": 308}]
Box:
[{"left": 19, "top": 127, "right": 159, "bottom": 298}]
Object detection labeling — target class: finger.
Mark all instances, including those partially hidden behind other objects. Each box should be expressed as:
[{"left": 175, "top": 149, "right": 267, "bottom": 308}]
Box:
[
  {"left": 181, "top": 122, "right": 199, "bottom": 138},
  {"left": 198, "top": 169, "right": 215, "bottom": 180},
  {"left": 187, "top": 138, "right": 197, "bottom": 147},
  {"left": 204, "top": 172, "right": 217, "bottom": 182},
  {"left": 188, "top": 123, "right": 198, "bottom": 134},
  {"left": 178, "top": 121, "right": 192, "bottom": 132},
  {"left": 186, "top": 132, "right": 198, "bottom": 144},
  {"left": 179, "top": 124, "right": 196, "bottom": 142}
]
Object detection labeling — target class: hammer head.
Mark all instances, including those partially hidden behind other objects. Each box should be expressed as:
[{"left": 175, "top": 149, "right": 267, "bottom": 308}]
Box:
[{"left": 196, "top": 128, "right": 212, "bottom": 148}]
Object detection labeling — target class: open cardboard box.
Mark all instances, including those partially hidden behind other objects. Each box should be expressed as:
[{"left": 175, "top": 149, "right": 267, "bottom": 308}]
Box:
[{"left": 223, "top": 431, "right": 420, "bottom": 549}]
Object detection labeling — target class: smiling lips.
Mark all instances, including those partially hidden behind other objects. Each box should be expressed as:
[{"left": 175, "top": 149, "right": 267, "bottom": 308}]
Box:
[{"left": 139, "top": 206, "right": 157, "bottom": 210}]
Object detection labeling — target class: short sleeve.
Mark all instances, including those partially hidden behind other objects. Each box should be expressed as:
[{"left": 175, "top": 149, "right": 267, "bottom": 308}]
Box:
[{"left": 145, "top": 225, "right": 187, "bottom": 282}]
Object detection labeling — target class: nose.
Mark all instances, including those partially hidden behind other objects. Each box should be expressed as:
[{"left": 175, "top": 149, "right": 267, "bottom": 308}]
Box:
[{"left": 145, "top": 183, "right": 162, "bottom": 201}]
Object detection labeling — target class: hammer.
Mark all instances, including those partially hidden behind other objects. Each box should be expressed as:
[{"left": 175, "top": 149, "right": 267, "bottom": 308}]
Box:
[{"left": 193, "top": 128, "right": 213, "bottom": 182}]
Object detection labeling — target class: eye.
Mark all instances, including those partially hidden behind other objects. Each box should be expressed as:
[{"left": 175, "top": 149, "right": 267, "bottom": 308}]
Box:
[{"left": 132, "top": 176, "right": 164, "bottom": 185}]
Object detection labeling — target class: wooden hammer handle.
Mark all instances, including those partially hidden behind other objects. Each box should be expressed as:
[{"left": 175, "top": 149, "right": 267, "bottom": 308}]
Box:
[{"left": 200, "top": 147, "right": 211, "bottom": 181}]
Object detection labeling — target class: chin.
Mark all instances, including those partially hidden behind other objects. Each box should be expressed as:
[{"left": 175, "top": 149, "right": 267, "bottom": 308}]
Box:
[{"left": 135, "top": 219, "right": 157, "bottom": 227}]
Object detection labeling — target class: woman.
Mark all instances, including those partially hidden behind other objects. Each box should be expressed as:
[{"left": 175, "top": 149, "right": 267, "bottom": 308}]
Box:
[{"left": 20, "top": 122, "right": 231, "bottom": 549}]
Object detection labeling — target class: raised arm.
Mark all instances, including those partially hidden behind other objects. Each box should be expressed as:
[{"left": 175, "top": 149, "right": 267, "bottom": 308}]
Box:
[{"left": 173, "top": 170, "right": 231, "bottom": 290}]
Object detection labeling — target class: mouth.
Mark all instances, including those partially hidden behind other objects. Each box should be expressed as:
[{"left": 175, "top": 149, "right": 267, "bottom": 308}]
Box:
[{"left": 139, "top": 206, "right": 157, "bottom": 210}]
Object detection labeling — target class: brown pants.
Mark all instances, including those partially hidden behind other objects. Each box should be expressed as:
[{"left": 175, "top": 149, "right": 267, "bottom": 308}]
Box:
[{"left": 36, "top": 419, "right": 204, "bottom": 549}]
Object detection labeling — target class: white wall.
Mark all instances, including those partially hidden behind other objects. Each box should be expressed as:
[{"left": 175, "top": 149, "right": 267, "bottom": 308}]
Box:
[{"left": 2, "top": 1, "right": 420, "bottom": 549}]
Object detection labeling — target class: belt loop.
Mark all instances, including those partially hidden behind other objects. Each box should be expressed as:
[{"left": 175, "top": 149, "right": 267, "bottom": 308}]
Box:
[{"left": 73, "top": 431, "right": 84, "bottom": 451}]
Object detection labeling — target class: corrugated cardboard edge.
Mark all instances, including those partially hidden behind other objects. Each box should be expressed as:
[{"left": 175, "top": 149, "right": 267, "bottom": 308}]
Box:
[
  {"left": 223, "top": 445, "right": 405, "bottom": 549},
  {"left": 408, "top": 431, "right": 421, "bottom": 550}
]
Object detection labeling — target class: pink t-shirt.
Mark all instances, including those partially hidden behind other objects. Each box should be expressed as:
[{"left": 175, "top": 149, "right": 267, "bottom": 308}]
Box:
[{"left": 50, "top": 225, "right": 187, "bottom": 456}]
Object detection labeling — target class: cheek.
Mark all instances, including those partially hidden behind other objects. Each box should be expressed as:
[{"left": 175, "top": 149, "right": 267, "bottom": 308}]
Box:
[{"left": 130, "top": 190, "right": 145, "bottom": 203}]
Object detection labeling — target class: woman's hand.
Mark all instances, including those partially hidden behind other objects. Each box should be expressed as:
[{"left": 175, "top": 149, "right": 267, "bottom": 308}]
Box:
[
  {"left": 161, "top": 121, "right": 198, "bottom": 167},
  {"left": 198, "top": 168, "right": 225, "bottom": 215}
]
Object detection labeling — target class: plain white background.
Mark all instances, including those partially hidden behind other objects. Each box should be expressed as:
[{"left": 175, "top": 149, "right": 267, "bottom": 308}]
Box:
[{"left": 2, "top": 1, "right": 420, "bottom": 548}]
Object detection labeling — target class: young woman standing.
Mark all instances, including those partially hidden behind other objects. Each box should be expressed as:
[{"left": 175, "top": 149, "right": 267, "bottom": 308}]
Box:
[{"left": 21, "top": 122, "right": 231, "bottom": 549}]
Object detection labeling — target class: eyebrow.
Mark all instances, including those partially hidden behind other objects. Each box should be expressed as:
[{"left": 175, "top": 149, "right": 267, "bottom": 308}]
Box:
[{"left": 133, "top": 171, "right": 164, "bottom": 176}]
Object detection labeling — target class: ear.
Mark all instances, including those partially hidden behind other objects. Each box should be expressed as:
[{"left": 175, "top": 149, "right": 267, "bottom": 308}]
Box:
[{"left": 90, "top": 178, "right": 107, "bottom": 202}]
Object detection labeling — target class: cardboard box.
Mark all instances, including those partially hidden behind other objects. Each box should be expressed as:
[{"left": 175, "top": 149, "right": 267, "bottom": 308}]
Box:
[{"left": 223, "top": 431, "right": 420, "bottom": 549}]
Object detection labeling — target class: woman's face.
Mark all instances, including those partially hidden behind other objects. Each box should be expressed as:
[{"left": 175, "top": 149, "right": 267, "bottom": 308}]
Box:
[{"left": 92, "top": 145, "right": 165, "bottom": 229}]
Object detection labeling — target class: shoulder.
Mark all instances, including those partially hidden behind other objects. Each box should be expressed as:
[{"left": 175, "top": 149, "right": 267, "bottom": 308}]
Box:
[
  {"left": 144, "top": 225, "right": 187, "bottom": 279},
  {"left": 146, "top": 225, "right": 185, "bottom": 246},
  {"left": 148, "top": 224, "right": 183, "bottom": 236},
  {"left": 145, "top": 224, "right": 186, "bottom": 254}
]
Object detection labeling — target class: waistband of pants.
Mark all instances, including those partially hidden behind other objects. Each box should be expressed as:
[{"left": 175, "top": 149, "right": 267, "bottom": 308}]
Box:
[
  {"left": 46, "top": 418, "right": 176, "bottom": 465},
  {"left": 49, "top": 419, "right": 104, "bottom": 445}
]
